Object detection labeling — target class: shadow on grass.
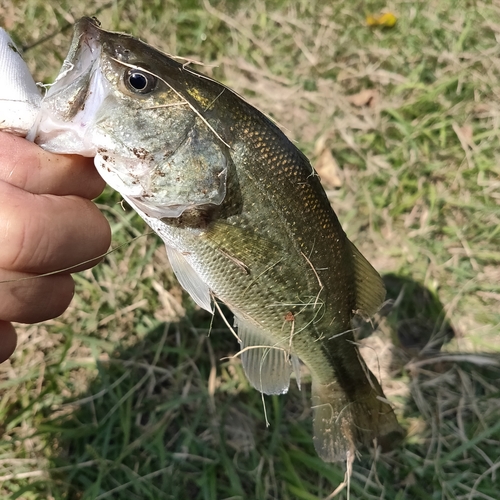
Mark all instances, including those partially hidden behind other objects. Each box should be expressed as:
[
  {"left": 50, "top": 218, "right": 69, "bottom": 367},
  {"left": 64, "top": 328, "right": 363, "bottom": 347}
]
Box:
[
  {"left": 34, "top": 307, "right": 345, "bottom": 500},
  {"left": 382, "top": 273, "right": 455, "bottom": 355},
  {"left": 355, "top": 273, "right": 455, "bottom": 356},
  {"left": 364, "top": 274, "right": 500, "bottom": 500},
  {"left": 31, "top": 276, "right": 500, "bottom": 500}
]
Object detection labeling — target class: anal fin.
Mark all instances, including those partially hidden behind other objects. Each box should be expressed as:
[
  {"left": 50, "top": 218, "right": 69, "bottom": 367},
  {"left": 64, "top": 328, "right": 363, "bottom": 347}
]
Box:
[{"left": 235, "top": 315, "right": 298, "bottom": 395}]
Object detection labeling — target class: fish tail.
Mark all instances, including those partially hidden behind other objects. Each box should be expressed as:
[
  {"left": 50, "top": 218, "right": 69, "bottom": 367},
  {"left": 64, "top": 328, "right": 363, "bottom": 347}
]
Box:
[{"left": 311, "top": 373, "right": 404, "bottom": 462}]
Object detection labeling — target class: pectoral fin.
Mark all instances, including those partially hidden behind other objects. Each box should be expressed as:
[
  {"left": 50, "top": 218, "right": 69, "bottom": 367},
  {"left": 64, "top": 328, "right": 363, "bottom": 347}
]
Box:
[
  {"left": 165, "top": 245, "right": 212, "bottom": 312},
  {"left": 235, "top": 315, "right": 300, "bottom": 395}
]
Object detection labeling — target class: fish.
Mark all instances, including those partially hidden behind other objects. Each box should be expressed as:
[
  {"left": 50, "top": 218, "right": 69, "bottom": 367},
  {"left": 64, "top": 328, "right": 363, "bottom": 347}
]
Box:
[{"left": 27, "top": 17, "right": 404, "bottom": 462}]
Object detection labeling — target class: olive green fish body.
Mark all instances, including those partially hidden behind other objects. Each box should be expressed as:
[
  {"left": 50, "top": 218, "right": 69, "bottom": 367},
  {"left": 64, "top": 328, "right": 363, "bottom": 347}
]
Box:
[
  {"left": 32, "top": 17, "right": 404, "bottom": 461},
  {"left": 157, "top": 95, "right": 401, "bottom": 459}
]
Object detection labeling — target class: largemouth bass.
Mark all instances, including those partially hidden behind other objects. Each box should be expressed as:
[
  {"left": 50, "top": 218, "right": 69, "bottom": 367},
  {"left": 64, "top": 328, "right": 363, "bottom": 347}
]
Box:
[{"left": 28, "top": 17, "right": 403, "bottom": 461}]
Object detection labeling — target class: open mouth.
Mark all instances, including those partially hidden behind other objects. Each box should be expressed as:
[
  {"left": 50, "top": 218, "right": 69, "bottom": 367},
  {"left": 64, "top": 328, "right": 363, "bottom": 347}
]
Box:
[
  {"left": 49, "top": 18, "right": 103, "bottom": 102},
  {"left": 28, "top": 18, "right": 110, "bottom": 155}
]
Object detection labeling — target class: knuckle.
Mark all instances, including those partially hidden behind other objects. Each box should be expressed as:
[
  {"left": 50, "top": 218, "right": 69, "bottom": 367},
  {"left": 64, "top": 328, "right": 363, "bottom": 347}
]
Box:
[{"left": 0, "top": 190, "right": 50, "bottom": 273}]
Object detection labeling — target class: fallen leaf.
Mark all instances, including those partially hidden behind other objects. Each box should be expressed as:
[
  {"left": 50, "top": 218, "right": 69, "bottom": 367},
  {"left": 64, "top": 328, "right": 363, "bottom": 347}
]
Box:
[
  {"left": 347, "top": 88, "right": 379, "bottom": 108},
  {"left": 366, "top": 12, "right": 397, "bottom": 28},
  {"left": 314, "top": 136, "right": 343, "bottom": 188},
  {"left": 452, "top": 122, "right": 474, "bottom": 147}
]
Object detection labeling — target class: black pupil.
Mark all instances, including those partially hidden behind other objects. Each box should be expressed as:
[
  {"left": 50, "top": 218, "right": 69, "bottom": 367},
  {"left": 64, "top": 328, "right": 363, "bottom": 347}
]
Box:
[{"left": 129, "top": 72, "right": 148, "bottom": 91}]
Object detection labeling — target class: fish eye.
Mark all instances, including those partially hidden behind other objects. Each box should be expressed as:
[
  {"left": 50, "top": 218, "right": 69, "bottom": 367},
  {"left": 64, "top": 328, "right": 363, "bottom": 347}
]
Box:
[{"left": 125, "top": 69, "right": 157, "bottom": 94}]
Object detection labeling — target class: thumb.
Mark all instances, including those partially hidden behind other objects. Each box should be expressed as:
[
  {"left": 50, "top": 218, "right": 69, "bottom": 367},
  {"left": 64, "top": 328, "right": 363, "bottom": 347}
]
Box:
[{"left": 0, "top": 321, "right": 17, "bottom": 363}]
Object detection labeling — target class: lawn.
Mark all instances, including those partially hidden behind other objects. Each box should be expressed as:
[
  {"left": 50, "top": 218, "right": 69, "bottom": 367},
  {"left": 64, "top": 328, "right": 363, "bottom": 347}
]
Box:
[{"left": 1, "top": 0, "right": 499, "bottom": 498}]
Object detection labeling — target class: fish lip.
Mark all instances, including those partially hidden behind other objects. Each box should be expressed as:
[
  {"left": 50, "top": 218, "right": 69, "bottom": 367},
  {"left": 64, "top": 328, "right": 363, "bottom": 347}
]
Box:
[
  {"left": 69, "top": 17, "right": 103, "bottom": 69},
  {"left": 73, "top": 17, "right": 102, "bottom": 45},
  {"left": 27, "top": 17, "right": 108, "bottom": 152},
  {"left": 45, "top": 17, "right": 102, "bottom": 91}
]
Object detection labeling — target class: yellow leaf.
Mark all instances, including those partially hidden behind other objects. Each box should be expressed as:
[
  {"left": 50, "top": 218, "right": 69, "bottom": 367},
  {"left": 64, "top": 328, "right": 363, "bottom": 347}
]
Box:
[{"left": 366, "top": 12, "right": 397, "bottom": 28}]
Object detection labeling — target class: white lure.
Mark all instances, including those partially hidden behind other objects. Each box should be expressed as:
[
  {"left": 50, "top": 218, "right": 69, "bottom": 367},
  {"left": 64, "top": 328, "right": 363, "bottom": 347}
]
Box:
[{"left": 0, "top": 29, "right": 42, "bottom": 135}]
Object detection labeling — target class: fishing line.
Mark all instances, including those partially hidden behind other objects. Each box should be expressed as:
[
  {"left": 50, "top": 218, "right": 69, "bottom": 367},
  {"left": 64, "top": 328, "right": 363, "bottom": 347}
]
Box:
[
  {"left": 108, "top": 57, "right": 231, "bottom": 149},
  {"left": 0, "top": 231, "right": 154, "bottom": 284},
  {"left": 212, "top": 299, "right": 240, "bottom": 343}
]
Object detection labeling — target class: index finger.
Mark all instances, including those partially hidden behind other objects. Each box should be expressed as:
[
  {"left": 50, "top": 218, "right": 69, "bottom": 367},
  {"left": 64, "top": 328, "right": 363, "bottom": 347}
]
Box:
[{"left": 0, "top": 132, "right": 106, "bottom": 199}]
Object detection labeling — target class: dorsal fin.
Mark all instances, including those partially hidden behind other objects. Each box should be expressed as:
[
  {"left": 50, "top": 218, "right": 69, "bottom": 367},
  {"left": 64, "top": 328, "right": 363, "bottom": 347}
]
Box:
[
  {"left": 235, "top": 315, "right": 300, "bottom": 395},
  {"left": 348, "top": 240, "right": 386, "bottom": 317},
  {"left": 165, "top": 245, "right": 213, "bottom": 312}
]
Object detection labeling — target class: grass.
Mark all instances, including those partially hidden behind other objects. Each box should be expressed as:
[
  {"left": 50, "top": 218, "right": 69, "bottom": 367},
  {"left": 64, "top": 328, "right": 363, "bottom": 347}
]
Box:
[{"left": 1, "top": 0, "right": 500, "bottom": 498}]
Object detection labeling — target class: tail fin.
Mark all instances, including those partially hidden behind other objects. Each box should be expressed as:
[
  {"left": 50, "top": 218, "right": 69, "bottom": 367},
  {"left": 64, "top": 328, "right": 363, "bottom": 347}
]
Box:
[
  {"left": 311, "top": 374, "right": 404, "bottom": 462},
  {"left": 307, "top": 239, "right": 405, "bottom": 462}
]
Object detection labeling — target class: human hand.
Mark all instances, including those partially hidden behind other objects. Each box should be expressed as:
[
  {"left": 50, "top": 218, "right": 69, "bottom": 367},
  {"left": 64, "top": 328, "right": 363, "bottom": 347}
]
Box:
[{"left": 0, "top": 132, "right": 111, "bottom": 362}]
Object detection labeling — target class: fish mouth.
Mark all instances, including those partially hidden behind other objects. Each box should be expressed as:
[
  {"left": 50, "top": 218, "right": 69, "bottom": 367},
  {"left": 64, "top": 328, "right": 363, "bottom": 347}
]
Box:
[
  {"left": 29, "top": 17, "right": 110, "bottom": 154},
  {"left": 54, "top": 17, "right": 102, "bottom": 90}
]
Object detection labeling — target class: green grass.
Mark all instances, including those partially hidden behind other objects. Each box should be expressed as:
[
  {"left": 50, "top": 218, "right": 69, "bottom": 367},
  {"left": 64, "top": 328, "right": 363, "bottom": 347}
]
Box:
[{"left": 1, "top": 0, "right": 500, "bottom": 498}]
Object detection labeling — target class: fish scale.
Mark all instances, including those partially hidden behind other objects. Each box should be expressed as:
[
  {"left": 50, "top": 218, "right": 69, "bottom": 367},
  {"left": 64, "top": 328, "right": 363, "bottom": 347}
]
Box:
[{"left": 27, "top": 17, "right": 404, "bottom": 462}]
